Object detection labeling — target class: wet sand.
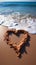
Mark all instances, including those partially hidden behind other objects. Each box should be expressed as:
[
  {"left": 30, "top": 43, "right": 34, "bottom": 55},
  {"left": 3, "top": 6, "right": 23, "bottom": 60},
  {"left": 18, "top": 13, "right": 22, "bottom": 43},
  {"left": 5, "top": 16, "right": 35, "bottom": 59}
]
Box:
[{"left": 0, "top": 25, "right": 36, "bottom": 65}]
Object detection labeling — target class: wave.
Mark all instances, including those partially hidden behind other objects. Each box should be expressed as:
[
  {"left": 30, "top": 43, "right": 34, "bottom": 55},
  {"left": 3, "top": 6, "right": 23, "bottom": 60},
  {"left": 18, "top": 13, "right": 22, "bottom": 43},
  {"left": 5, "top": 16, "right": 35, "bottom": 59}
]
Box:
[
  {"left": 0, "top": 12, "right": 36, "bottom": 34},
  {"left": 0, "top": 2, "right": 36, "bottom": 7}
]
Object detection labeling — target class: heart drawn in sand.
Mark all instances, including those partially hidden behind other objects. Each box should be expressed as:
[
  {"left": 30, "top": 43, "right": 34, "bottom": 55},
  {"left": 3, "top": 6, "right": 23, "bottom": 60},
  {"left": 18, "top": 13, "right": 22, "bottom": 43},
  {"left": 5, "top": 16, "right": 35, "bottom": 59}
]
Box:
[{"left": 4, "top": 29, "right": 29, "bottom": 57}]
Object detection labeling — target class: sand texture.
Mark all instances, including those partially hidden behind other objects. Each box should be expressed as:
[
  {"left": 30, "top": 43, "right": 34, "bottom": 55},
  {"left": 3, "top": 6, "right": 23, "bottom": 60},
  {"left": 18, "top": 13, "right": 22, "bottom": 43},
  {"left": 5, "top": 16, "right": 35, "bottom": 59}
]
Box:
[{"left": 0, "top": 26, "right": 36, "bottom": 65}]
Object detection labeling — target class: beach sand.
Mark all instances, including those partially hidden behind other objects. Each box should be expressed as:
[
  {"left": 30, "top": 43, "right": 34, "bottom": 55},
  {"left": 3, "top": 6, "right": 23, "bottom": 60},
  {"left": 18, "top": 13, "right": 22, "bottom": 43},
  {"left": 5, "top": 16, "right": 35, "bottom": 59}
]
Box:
[{"left": 0, "top": 25, "right": 36, "bottom": 65}]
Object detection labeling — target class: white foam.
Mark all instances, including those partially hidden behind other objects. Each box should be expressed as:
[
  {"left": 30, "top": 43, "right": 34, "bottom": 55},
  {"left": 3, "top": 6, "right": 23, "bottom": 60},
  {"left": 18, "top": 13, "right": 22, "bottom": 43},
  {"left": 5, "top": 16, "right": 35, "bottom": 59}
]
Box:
[{"left": 0, "top": 13, "right": 36, "bottom": 34}]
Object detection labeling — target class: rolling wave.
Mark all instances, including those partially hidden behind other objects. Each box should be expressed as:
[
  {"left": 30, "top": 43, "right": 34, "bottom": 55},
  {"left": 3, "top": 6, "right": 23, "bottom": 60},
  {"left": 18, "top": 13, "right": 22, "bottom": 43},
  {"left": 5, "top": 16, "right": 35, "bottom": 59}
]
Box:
[{"left": 0, "top": 2, "right": 36, "bottom": 7}]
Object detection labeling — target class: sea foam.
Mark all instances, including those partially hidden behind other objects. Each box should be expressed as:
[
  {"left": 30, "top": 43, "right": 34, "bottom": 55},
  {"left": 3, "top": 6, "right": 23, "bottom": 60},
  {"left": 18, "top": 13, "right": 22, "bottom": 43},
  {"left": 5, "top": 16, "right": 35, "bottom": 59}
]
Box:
[{"left": 0, "top": 12, "right": 36, "bottom": 34}]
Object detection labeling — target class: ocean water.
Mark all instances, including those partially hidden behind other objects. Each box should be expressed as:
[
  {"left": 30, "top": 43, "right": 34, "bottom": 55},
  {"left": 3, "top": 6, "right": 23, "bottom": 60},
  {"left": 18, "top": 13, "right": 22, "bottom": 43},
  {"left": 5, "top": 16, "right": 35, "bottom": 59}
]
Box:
[
  {"left": 0, "top": 2, "right": 36, "bottom": 34},
  {"left": 0, "top": 2, "right": 36, "bottom": 15}
]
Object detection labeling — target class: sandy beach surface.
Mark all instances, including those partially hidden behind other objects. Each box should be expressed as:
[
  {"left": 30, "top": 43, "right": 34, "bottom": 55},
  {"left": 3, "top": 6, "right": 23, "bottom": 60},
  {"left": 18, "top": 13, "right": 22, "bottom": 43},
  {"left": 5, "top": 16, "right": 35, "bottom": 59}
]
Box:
[{"left": 0, "top": 25, "right": 36, "bottom": 65}]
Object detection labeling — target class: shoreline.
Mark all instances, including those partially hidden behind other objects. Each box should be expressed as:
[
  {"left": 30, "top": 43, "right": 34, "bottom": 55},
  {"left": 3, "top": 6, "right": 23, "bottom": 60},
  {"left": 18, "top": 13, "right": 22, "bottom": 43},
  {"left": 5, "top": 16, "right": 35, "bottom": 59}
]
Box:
[{"left": 0, "top": 13, "right": 36, "bottom": 34}]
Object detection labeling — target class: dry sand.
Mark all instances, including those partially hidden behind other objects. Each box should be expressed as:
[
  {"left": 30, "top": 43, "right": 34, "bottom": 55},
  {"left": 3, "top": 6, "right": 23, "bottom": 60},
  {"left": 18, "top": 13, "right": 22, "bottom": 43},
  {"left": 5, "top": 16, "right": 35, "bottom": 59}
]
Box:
[{"left": 0, "top": 25, "right": 36, "bottom": 65}]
